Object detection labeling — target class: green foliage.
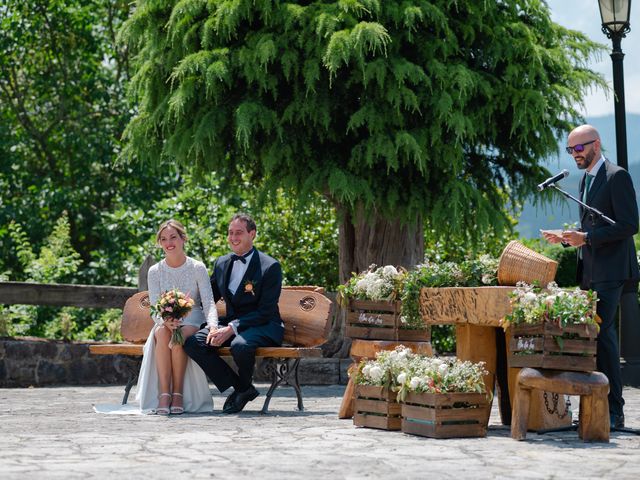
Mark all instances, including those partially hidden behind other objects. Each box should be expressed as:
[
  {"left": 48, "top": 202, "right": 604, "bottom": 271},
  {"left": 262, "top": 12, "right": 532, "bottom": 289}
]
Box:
[
  {"left": 93, "top": 173, "right": 339, "bottom": 289},
  {"left": 43, "top": 307, "right": 78, "bottom": 342},
  {"left": 79, "top": 309, "right": 123, "bottom": 343},
  {"left": 0, "top": 0, "right": 167, "bottom": 284},
  {"left": 9, "top": 212, "right": 82, "bottom": 283},
  {"left": 4, "top": 213, "right": 84, "bottom": 337},
  {"left": 120, "top": 0, "right": 606, "bottom": 247}
]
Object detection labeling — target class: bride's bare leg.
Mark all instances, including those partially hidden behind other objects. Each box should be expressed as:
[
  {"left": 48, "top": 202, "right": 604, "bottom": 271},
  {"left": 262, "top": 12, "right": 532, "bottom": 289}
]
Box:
[
  {"left": 155, "top": 326, "right": 173, "bottom": 409},
  {"left": 170, "top": 325, "right": 199, "bottom": 409}
]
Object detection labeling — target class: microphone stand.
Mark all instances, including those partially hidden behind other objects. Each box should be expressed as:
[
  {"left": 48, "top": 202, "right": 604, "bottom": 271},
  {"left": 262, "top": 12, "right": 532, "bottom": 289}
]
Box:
[{"left": 549, "top": 184, "right": 615, "bottom": 227}]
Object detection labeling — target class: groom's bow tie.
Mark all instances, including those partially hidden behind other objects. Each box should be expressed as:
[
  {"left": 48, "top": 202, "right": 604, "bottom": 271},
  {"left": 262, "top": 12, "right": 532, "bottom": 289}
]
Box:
[{"left": 231, "top": 249, "right": 253, "bottom": 264}]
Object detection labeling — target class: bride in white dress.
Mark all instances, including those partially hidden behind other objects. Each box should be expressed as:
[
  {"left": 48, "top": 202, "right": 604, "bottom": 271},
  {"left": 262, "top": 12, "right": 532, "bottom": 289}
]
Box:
[{"left": 136, "top": 219, "right": 217, "bottom": 414}]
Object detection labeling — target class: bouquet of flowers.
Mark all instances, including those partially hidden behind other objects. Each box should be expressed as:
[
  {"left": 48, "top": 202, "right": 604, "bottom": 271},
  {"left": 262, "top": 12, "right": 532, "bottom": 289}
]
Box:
[
  {"left": 150, "top": 289, "right": 194, "bottom": 347},
  {"left": 502, "top": 282, "right": 598, "bottom": 330}
]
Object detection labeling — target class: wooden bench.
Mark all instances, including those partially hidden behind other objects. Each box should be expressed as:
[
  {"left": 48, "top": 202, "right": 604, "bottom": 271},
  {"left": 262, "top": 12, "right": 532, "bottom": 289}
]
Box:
[{"left": 89, "top": 287, "right": 333, "bottom": 414}]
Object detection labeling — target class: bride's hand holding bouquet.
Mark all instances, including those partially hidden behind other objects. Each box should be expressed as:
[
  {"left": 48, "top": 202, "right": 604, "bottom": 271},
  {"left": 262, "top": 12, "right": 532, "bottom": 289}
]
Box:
[{"left": 151, "top": 289, "right": 195, "bottom": 348}]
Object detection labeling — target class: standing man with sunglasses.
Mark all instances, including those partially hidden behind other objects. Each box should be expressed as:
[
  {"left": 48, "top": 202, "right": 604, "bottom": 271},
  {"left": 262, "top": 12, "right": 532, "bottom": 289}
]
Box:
[{"left": 543, "top": 124, "right": 639, "bottom": 430}]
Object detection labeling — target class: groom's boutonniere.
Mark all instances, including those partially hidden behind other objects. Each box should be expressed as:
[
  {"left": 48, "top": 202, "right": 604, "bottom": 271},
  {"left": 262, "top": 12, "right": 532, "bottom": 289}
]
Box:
[{"left": 244, "top": 280, "right": 256, "bottom": 296}]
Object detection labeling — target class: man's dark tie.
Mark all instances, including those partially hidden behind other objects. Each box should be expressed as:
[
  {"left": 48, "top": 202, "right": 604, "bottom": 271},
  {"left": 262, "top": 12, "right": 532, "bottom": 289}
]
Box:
[{"left": 583, "top": 174, "right": 593, "bottom": 203}]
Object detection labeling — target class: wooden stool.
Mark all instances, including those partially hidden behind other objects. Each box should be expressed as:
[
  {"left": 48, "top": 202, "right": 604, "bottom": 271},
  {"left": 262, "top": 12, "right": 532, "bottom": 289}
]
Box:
[{"left": 511, "top": 368, "right": 610, "bottom": 442}]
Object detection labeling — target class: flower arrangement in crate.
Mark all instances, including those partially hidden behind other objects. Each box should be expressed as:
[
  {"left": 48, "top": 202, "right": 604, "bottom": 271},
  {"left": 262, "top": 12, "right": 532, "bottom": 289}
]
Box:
[
  {"left": 395, "top": 355, "right": 491, "bottom": 438},
  {"left": 502, "top": 282, "right": 599, "bottom": 372},
  {"left": 339, "top": 265, "right": 428, "bottom": 341},
  {"left": 350, "top": 346, "right": 414, "bottom": 430},
  {"left": 351, "top": 346, "right": 491, "bottom": 437}
]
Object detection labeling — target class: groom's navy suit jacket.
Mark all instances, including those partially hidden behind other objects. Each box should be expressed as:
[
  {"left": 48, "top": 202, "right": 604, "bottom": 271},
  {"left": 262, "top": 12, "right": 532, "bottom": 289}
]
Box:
[{"left": 210, "top": 249, "right": 284, "bottom": 345}]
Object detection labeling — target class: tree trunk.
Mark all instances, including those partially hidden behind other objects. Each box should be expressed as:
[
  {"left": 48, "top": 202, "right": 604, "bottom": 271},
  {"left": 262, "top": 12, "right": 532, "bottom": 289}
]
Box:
[{"left": 338, "top": 207, "right": 424, "bottom": 283}]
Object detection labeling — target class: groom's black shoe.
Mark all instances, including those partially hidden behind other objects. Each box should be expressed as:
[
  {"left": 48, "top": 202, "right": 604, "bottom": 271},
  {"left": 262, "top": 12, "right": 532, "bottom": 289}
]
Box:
[
  {"left": 222, "top": 385, "right": 259, "bottom": 414},
  {"left": 223, "top": 391, "right": 238, "bottom": 411},
  {"left": 610, "top": 413, "right": 625, "bottom": 430}
]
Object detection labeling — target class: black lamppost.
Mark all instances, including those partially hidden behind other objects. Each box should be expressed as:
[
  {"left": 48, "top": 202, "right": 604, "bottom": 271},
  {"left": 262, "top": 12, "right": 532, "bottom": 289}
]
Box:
[
  {"left": 598, "top": 0, "right": 640, "bottom": 386},
  {"left": 598, "top": 0, "right": 631, "bottom": 170}
]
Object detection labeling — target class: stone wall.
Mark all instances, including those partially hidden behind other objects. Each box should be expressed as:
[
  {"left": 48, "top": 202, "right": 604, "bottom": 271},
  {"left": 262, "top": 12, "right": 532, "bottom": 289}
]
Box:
[
  {"left": 0, "top": 337, "right": 351, "bottom": 387},
  {"left": 1, "top": 337, "right": 141, "bottom": 387}
]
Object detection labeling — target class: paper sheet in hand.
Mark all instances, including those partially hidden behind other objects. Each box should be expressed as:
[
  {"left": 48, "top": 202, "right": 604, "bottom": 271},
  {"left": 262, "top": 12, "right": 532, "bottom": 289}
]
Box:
[{"left": 540, "top": 229, "right": 564, "bottom": 238}]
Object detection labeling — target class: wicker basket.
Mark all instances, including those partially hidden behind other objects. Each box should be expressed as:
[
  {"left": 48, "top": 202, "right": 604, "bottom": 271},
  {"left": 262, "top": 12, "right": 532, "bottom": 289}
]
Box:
[{"left": 497, "top": 241, "right": 558, "bottom": 287}]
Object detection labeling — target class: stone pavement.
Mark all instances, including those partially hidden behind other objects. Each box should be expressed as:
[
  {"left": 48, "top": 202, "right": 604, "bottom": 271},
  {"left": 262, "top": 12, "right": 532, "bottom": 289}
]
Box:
[{"left": 1, "top": 384, "right": 640, "bottom": 479}]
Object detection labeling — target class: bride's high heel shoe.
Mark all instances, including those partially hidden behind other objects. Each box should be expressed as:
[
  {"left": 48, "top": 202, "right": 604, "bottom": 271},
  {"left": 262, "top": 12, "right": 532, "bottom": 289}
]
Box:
[
  {"left": 170, "top": 393, "right": 184, "bottom": 415},
  {"left": 156, "top": 393, "right": 171, "bottom": 415}
]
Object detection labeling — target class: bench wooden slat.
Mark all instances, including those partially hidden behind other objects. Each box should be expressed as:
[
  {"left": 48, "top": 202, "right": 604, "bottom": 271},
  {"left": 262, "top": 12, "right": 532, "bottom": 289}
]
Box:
[
  {"left": 89, "top": 344, "right": 323, "bottom": 358},
  {"left": 89, "top": 344, "right": 144, "bottom": 356}
]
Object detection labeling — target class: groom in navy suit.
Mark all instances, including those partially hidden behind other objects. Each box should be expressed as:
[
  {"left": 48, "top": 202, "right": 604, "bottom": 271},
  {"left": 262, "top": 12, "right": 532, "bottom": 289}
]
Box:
[{"left": 185, "top": 213, "right": 284, "bottom": 413}]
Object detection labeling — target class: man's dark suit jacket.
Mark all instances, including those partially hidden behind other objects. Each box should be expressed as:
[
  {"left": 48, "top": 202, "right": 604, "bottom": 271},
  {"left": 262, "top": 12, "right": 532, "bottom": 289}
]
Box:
[
  {"left": 210, "top": 249, "right": 284, "bottom": 343},
  {"left": 579, "top": 159, "right": 639, "bottom": 287}
]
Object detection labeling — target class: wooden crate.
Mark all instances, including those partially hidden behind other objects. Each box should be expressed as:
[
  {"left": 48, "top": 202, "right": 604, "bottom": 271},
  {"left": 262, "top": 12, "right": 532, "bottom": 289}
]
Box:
[
  {"left": 400, "top": 391, "right": 489, "bottom": 438},
  {"left": 353, "top": 385, "right": 401, "bottom": 431},
  {"left": 346, "top": 299, "right": 429, "bottom": 342},
  {"left": 509, "top": 322, "right": 598, "bottom": 372}
]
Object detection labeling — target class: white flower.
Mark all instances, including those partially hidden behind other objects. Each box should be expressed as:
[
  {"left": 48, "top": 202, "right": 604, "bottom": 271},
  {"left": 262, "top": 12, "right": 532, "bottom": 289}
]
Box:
[
  {"left": 397, "top": 372, "right": 407, "bottom": 385},
  {"left": 368, "top": 365, "right": 383, "bottom": 383},
  {"left": 438, "top": 363, "right": 449, "bottom": 375},
  {"left": 523, "top": 292, "right": 537, "bottom": 303},
  {"left": 409, "top": 376, "right": 422, "bottom": 390},
  {"left": 383, "top": 265, "right": 398, "bottom": 277},
  {"left": 355, "top": 278, "right": 368, "bottom": 293}
]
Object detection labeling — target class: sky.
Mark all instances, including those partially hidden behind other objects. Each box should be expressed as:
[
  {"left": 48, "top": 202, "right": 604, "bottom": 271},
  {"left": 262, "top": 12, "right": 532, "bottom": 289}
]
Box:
[{"left": 547, "top": 0, "right": 640, "bottom": 117}]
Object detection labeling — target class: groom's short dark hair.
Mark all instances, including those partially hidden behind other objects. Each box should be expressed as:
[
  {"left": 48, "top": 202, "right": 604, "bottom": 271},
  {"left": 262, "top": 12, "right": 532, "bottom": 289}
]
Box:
[{"left": 231, "top": 213, "right": 256, "bottom": 233}]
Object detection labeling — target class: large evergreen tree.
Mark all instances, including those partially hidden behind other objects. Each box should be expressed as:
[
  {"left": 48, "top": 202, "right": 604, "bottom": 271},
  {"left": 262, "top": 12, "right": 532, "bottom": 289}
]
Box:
[{"left": 120, "top": 0, "right": 605, "bottom": 281}]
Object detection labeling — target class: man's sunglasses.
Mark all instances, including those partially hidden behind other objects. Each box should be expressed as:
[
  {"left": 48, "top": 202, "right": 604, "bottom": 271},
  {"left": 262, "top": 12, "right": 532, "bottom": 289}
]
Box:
[{"left": 566, "top": 140, "right": 596, "bottom": 154}]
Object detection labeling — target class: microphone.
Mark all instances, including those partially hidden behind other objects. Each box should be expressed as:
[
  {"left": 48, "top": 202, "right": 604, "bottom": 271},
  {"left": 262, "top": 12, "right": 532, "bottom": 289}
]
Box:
[{"left": 537, "top": 169, "right": 569, "bottom": 191}]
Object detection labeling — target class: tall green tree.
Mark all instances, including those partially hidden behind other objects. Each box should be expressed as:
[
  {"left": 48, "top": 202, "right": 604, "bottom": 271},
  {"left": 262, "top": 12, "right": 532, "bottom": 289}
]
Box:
[
  {"left": 119, "top": 0, "right": 605, "bottom": 281},
  {"left": 0, "top": 0, "right": 167, "bottom": 280}
]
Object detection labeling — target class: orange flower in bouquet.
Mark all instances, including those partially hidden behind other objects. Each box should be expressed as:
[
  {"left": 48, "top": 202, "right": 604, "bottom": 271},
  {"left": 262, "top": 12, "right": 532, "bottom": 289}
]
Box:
[{"left": 150, "top": 289, "right": 195, "bottom": 347}]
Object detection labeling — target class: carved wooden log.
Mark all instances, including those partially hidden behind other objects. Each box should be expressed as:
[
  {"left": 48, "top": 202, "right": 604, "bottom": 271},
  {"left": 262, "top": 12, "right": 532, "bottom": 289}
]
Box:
[{"left": 419, "top": 286, "right": 514, "bottom": 327}]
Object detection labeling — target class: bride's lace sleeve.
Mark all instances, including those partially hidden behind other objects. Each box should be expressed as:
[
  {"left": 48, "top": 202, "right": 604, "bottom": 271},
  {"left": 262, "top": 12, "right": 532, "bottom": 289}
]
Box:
[
  {"left": 147, "top": 264, "right": 163, "bottom": 326},
  {"left": 195, "top": 261, "right": 218, "bottom": 328}
]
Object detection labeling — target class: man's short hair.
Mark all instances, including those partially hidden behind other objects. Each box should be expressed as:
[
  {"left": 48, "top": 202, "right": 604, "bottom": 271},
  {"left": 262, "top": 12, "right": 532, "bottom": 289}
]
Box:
[{"left": 231, "top": 213, "right": 257, "bottom": 233}]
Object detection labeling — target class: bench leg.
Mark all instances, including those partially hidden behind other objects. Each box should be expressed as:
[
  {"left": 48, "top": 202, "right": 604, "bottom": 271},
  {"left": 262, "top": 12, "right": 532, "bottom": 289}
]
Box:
[
  {"left": 260, "top": 358, "right": 302, "bottom": 414},
  {"left": 578, "top": 388, "right": 610, "bottom": 442},
  {"left": 122, "top": 373, "right": 138, "bottom": 405}
]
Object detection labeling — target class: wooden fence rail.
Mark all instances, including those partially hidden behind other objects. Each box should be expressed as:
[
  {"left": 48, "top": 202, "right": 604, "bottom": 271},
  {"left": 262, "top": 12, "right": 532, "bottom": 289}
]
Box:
[
  {"left": 0, "top": 255, "right": 155, "bottom": 310},
  {"left": 0, "top": 281, "right": 138, "bottom": 309}
]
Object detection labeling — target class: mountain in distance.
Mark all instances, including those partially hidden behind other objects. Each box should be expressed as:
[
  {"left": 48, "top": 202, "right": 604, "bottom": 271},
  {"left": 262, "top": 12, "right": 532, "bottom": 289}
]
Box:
[{"left": 516, "top": 113, "right": 640, "bottom": 238}]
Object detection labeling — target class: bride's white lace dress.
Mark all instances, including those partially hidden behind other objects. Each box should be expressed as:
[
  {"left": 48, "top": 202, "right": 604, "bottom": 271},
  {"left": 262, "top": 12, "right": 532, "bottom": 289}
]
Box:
[{"left": 135, "top": 256, "right": 218, "bottom": 413}]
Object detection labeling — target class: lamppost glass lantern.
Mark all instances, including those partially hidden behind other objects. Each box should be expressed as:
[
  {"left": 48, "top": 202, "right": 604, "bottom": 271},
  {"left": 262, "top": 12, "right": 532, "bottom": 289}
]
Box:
[{"left": 599, "top": 0, "right": 632, "bottom": 36}]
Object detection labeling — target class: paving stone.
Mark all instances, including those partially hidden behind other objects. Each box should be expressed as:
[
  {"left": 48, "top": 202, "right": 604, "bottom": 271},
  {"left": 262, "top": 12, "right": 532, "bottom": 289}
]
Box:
[{"left": 0, "top": 385, "right": 639, "bottom": 479}]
